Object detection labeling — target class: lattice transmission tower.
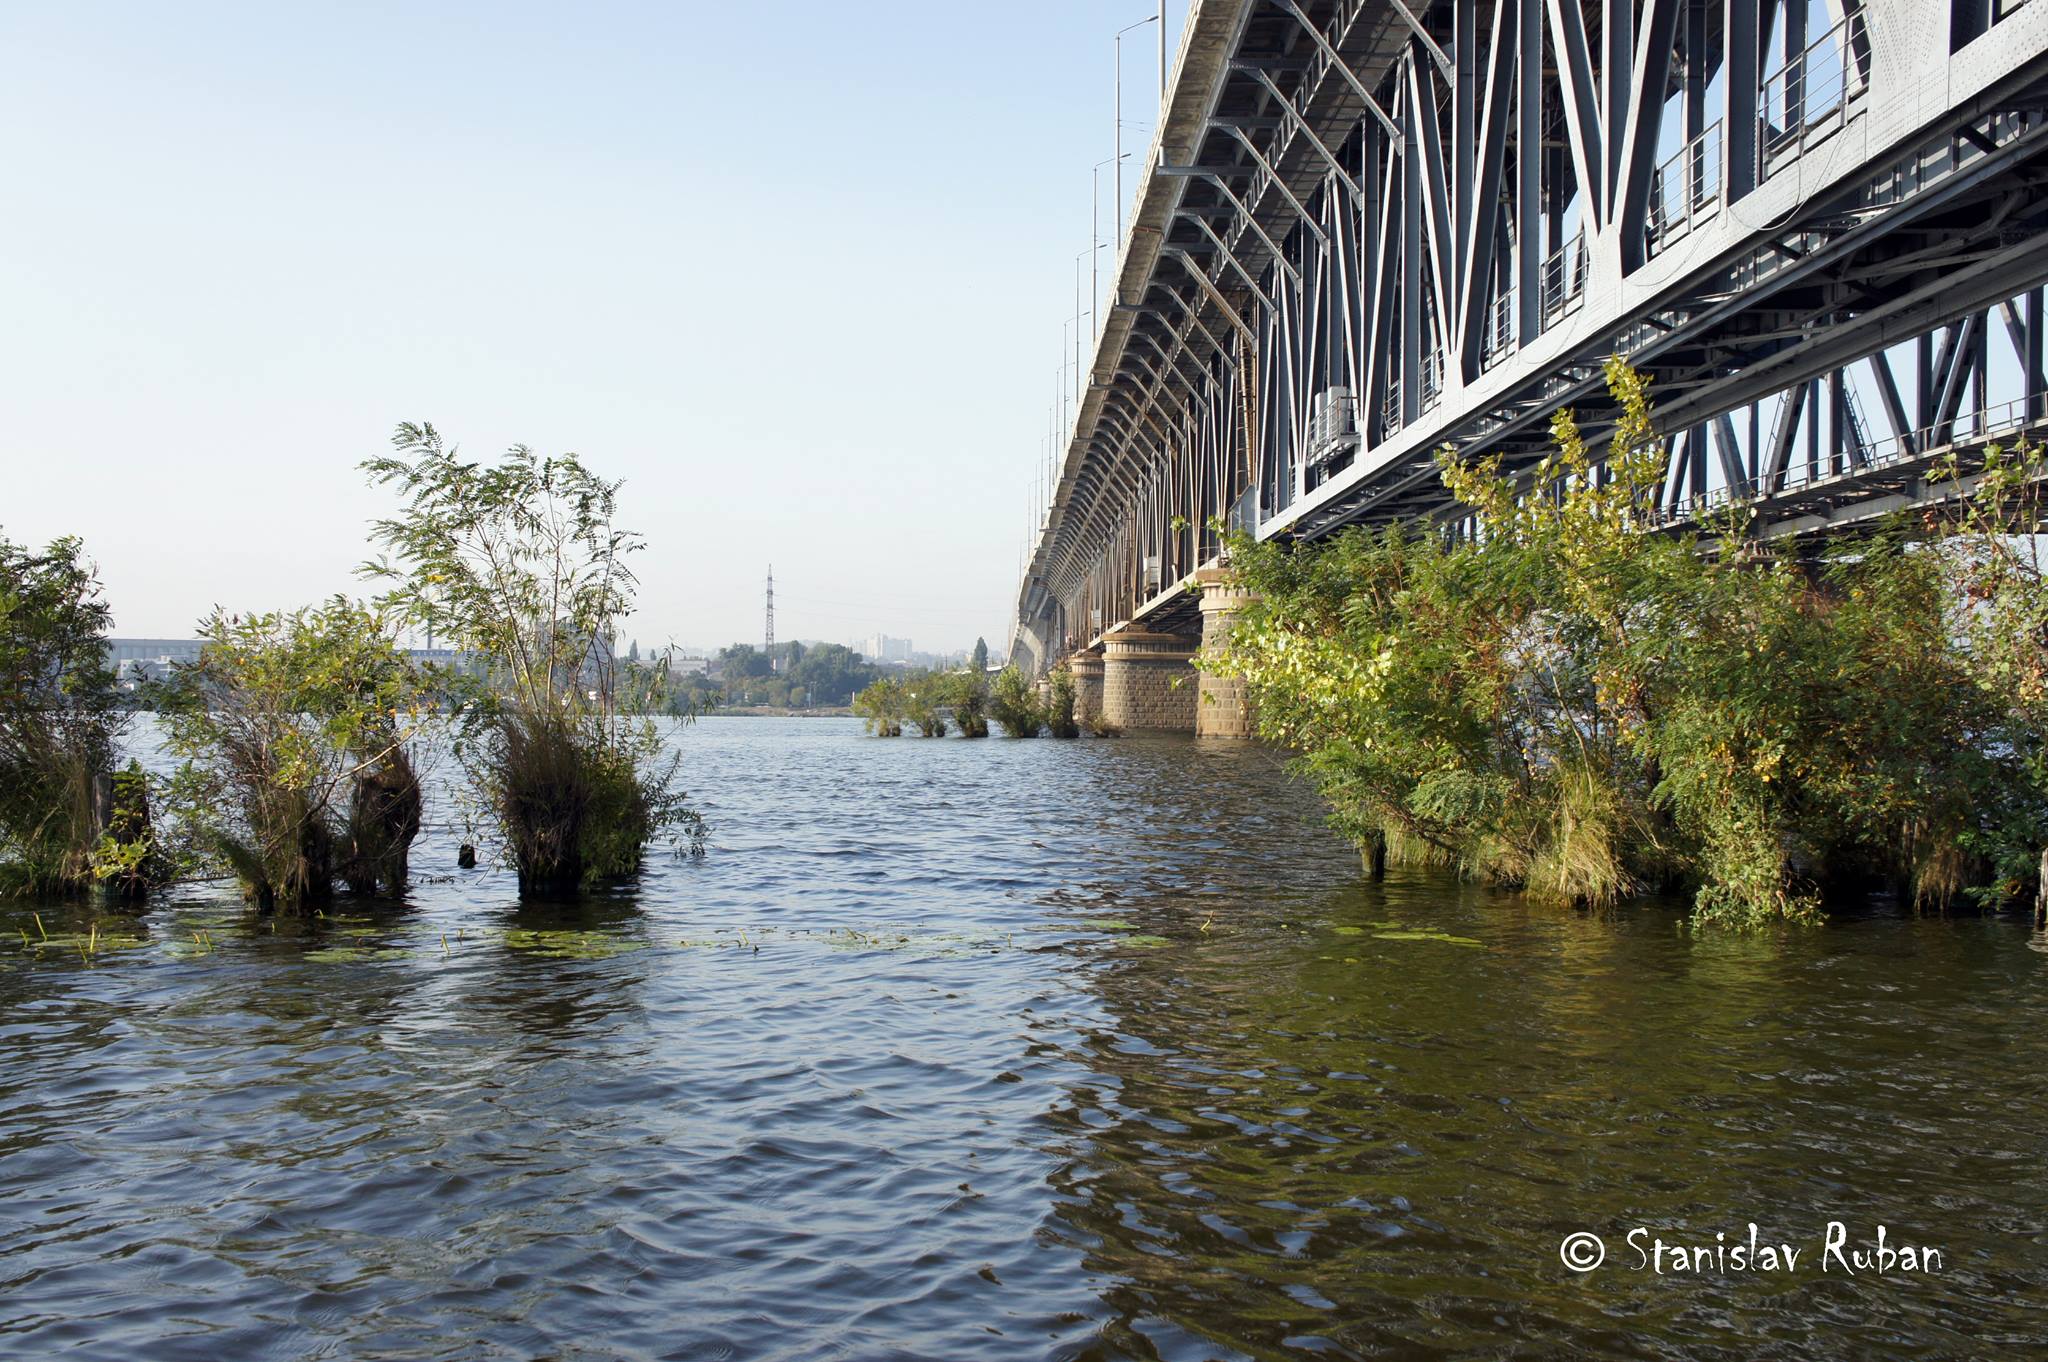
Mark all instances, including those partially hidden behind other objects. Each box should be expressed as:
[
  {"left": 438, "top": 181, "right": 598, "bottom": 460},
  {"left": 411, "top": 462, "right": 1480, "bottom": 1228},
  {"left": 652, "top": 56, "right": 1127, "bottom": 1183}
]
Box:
[{"left": 765, "top": 565, "right": 775, "bottom": 670}]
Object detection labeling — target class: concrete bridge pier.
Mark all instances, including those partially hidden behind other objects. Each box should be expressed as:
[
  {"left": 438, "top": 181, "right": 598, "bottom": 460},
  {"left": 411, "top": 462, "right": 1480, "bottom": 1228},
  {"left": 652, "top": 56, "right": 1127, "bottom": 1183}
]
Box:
[
  {"left": 1068, "top": 650, "right": 1104, "bottom": 723},
  {"left": 1196, "top": 574, "right": 1257, "bottom": 740},
  {"left": 1101, "top": 630, "right": 1198, "bottom": 733}
]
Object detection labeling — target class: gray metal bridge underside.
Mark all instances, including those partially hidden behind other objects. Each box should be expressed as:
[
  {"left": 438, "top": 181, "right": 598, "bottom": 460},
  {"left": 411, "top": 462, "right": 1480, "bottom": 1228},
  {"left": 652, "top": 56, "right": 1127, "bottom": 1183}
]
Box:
[{"left": 1014, "top": 0, "right": 2048, "bottom": 671}]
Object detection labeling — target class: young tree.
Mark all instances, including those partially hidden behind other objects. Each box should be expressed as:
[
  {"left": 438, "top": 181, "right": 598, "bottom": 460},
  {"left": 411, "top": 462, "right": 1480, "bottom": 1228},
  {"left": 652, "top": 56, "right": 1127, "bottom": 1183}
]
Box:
[
  {"left": 970, "top": 637, "right": 989, "bottom": 673},
  {"left": 361, "top": 426, "right": 701, "bottom": 896}
]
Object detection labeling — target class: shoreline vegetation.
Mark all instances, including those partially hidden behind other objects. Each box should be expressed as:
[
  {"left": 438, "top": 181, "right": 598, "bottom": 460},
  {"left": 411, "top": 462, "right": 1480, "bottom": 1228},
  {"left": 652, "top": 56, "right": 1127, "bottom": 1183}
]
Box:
[
  {"left": 1, "top": 427, "right": 706, "bottom": 913},
  {"left": 1215, "top": 359, "right": 2048, "bottom": 928},
  {"left": 853, "top": 663, "right": 1107, "bottom": 740}
]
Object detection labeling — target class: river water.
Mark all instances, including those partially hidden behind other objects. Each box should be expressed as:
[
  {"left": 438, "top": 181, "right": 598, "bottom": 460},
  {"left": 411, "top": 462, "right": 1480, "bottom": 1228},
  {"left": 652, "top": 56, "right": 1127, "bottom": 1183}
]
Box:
[{"left": 2, "top": 716, "right": 2045, "bottom": 1360}]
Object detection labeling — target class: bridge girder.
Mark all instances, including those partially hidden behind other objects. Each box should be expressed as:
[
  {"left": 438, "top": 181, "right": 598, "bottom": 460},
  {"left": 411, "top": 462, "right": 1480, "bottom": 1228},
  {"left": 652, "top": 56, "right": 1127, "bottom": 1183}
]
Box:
[{"left": 1015, "top": 0, "right": 2048, "bottom": 674}]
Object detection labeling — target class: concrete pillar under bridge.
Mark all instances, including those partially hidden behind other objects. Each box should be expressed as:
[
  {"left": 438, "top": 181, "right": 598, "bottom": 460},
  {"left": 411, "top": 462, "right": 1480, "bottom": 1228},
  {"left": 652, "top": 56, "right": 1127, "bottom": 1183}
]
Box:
[
  {"left": 1101, "top": 630, "right": 1198, "bottom": 733},
  {"left": 1067, "top": 650, "right": 1103, "bottom": 722},
  {"left": 1195, "top": 572, "right": 1258, "bottom": 740}
]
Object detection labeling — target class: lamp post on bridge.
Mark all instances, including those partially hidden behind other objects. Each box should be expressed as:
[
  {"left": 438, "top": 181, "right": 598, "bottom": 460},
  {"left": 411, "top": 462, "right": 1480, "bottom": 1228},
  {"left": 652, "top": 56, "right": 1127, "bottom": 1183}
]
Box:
[
  {"left": 1113, "top": 8, "right": 1165, "bottom": 259},
  {"left": 1073, "top": 246, "right": 1097, "bottom": 410},
  {"left": 1091, "top": 154, "right": 1127, "bottom": 344}
]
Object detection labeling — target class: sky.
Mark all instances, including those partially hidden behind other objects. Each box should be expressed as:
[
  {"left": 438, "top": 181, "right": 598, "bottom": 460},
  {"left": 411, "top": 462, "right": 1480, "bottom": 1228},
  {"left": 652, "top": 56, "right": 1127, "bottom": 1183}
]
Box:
[{"left": 0, "top": 1, "right": 1189, "bottom": 656}]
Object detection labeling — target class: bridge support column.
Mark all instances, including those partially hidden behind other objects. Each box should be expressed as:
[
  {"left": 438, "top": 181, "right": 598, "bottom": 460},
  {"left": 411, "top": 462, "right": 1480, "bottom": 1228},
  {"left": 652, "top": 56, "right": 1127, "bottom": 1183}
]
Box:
[
  {"left": 1101, "top": 630, "right": 1198, "bottom": 733},
  {"left": 1196, "top": 575, "right": 1258, "bottom": 740},
  {"left": 1068, "top": 650, "right": 1104, "bottom": 725}
]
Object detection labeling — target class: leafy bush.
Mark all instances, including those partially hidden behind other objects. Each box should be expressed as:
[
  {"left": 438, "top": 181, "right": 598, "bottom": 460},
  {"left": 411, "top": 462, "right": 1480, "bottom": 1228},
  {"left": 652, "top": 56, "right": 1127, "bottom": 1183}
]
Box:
[
  {"left": 989, "top": 666, "right": 1044, "bottom": 738},
  {"left": 1216, "top": 358, "right": 2048, "bottom": 926},
  {"left": 0, "top": 534, "right": 141, "bottom": 897},
  {"left": 157, "top": 599, "right": 431, "bottom": 911},
  {"left": 946, "top": 670, "right": 990, "bottom": 738},
  {"left": 903, "top": 671, "right": 950, "bottom": 737},
  {"left": 1047, "top": 670, "right": 1080, "bottom": 739},
  {"left": 854, "top": 677, "right": 905, "bottom": 736}
]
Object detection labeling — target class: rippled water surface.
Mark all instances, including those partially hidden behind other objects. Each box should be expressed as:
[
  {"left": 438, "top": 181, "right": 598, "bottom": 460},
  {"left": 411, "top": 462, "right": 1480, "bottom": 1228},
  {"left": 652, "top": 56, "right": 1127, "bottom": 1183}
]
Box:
[{"left": 4, "top": 716, "right": 2048, "bottom": 1360}]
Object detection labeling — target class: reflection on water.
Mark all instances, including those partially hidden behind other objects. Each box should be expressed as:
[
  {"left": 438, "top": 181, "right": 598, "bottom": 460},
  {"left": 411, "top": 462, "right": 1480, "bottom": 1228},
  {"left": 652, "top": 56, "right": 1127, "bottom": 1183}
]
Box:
[{"left": 0, "top": 718, "right": 2044, "bottom": 1359}]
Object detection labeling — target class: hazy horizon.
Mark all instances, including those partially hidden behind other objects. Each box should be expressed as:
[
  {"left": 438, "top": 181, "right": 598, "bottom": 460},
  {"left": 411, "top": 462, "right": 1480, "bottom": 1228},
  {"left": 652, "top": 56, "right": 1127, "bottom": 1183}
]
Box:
[{"left": 1, "top": 2, "right": 1188, "bottom": 654}]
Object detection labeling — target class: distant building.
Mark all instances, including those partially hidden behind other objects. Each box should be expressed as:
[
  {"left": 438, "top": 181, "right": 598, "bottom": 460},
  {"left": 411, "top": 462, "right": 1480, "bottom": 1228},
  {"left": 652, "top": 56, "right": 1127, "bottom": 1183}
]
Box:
[
  {"left": 107, "top": 638, "right": 204, "bottom": 667},
  {"left": 858, "top": 633, "right": 913, "bottom": 664},
  {"left": 670, "top": 656, "right": 710, "bottom": 676}
]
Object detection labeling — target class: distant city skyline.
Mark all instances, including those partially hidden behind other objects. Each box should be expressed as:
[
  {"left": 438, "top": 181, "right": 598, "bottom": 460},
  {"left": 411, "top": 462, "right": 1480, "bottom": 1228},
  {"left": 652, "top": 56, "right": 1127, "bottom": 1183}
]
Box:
[{"left": 0, "top": 1, "right": 1188, "bottom": 655}]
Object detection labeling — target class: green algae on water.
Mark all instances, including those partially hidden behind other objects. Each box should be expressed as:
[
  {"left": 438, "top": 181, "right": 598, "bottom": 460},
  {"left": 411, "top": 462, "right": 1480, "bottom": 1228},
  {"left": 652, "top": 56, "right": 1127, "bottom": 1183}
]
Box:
[
  {"left": 1372, "top": 929, "right": 1482, "bottom": 947},
  {"left": 503, "top": 928, "right": 645, "bottom": 960}
]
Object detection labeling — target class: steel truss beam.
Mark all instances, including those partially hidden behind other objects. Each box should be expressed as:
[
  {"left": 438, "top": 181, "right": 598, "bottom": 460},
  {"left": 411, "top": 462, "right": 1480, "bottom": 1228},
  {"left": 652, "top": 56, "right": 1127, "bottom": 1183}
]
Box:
[{"left": 1018, "top": 0, "right": 2048, "bottom": 671}]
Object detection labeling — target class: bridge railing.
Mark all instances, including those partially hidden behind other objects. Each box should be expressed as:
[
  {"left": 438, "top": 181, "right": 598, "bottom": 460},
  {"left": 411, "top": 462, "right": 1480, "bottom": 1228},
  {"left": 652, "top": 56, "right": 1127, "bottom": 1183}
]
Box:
[
  {"left": 1761, "top": 12, "right": 1872, "bottom": 179},
  {"left": 1648, "top": 120, "right": 1725, "bottom": 257},
  {"left": 1481, "top": 286, "right": 1518, "bottom": 372},
  {"left": 1539, "top": 228, "right": 1590, "bottom": 325},
  {"left": 1655, "top": 390, "right": 2048, "bottom": 527}
]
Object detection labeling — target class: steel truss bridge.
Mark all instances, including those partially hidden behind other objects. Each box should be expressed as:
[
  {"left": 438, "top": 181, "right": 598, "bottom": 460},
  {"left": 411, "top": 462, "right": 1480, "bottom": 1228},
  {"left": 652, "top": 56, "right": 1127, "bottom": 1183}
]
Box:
[{"left": 1012, "top": 0, "right": 2048, "bottom": 675}]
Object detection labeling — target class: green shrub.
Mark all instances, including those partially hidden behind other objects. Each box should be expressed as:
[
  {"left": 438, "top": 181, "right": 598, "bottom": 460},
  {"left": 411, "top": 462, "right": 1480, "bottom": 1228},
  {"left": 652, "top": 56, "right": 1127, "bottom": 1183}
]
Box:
[
  {"left": 1216, "top": 358, "right": 2048, "bottom": 926},
  {"left": 158, "top": 599, "right": 430, "bottom": 911},
  {"left": 989, "top": 666, "right": 1044, "bottom": 738},
  {"left": 854, "top": 677, "right": 906, "bottom": 736},
  {"left": 0, "top": 534, "right": 133, "bottom": 897},
  {"left": 903, "top": 670, "right": 950, "bottom": 737},
  {"left": 1047, "top": 670, "right": 1080, "bottom": 739},
  {"left": 946, "top": 671, "right": 990, "bottom": 738}
]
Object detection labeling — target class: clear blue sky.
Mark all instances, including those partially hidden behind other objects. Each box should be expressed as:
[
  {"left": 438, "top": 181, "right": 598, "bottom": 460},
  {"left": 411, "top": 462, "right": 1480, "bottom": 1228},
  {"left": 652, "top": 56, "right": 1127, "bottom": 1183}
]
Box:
[{"left": 1, "top": 1, "right": 1188, "bottom": 655}]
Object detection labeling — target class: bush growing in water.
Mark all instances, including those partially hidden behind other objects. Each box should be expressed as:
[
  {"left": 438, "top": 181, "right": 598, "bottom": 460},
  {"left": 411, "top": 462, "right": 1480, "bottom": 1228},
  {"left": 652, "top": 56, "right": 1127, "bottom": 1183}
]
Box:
[
  {"left": 362, "top": 426, "right": 701, "bottom": 897},
  {"left": 157, "top": 599, "right": 431, "bottom": 911},
  {"left": 858, "top": 669, "right": 990, "bottom": 737},
  {"left": 854, "top": 677, "right": 905, "bottom": 736},
  {"left": 1215, "top": 358, "right": 2048, "bottom": 927},
  {"left": 946, "top": 670, "right": 990, "bottom": 738},
  {"left": 1046, "top": 669, "right": 1080, "bottom": 739},
  {"left": 903, "top": 670, "right": 950, "bottom": 737},
  {"left": 989, "top": 666, "right": 1045, "bottom": 738},
  {"left": 0, "top": 533, "right": 154, "bottom": 898}
]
